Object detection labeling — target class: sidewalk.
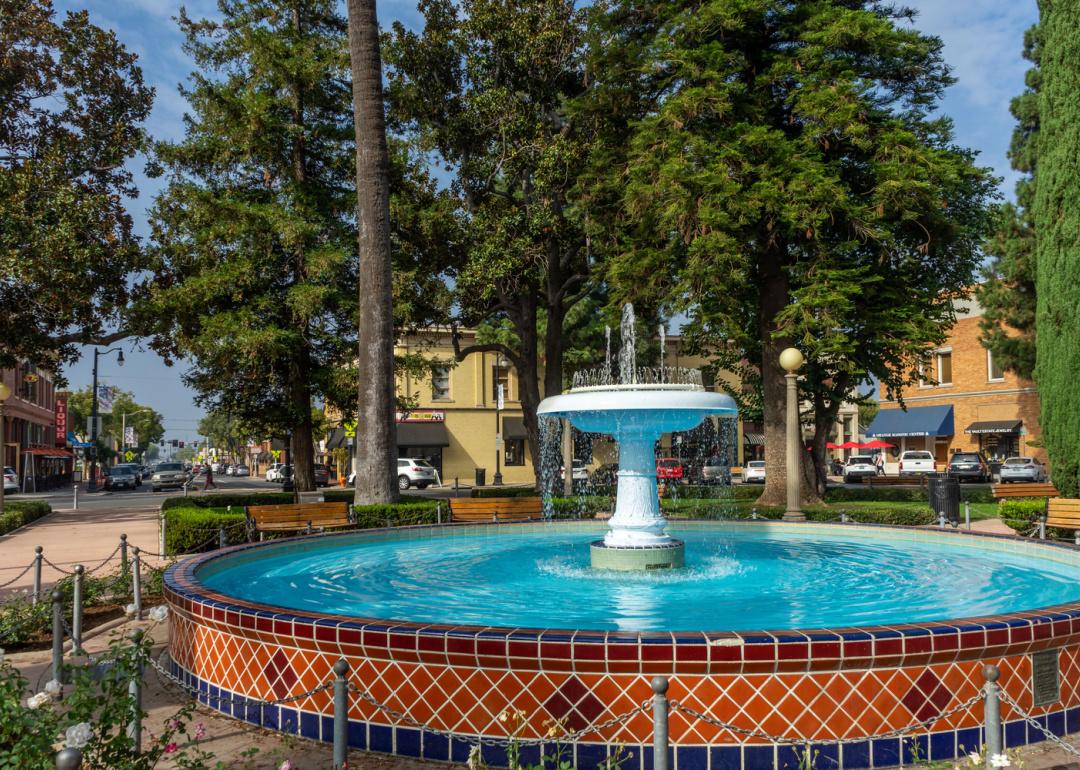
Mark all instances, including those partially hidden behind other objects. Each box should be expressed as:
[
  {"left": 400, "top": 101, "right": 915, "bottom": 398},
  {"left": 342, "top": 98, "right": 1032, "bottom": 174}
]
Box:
[{"left": 0, "top": 506, "right": 167, "bottom": 597}]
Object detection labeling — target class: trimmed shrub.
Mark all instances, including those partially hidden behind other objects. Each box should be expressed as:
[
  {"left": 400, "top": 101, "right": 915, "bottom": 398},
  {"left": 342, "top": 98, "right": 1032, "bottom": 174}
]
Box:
[
  {"left": 352, "top": 501, "right": 440, "bottom": 527},
  {"left": 163, "top": 507, "right": 246, "bottom": 555},
  {"left": 471, "top": 487, "right": 540, "bottom": 498},
  {"left": 161, "top": 492, "right": 294, "bottom": 510},
  {"left": 0, "top": 500, "right": 52, "bottom": 536},
  {"left": 998, "top": 499, "right": 1048, "bottom": 535}
]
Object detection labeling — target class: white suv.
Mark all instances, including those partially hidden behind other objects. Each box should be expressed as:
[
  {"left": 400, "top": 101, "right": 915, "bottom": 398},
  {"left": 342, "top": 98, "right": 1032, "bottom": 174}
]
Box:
[
  {"left": 898, "top": 450, "right": 935, "bottom": 477},
  {"left": 265, "top": 463, "right": 283, "bottom": 482},
  {"left": 397, "top": 458, "right": 436, "bottom": 490}
]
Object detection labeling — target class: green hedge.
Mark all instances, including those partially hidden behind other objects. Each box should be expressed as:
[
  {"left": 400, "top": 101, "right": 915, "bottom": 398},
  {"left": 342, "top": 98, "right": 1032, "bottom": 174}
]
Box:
[
  {"left": 0, "top": 500, "right": 52, "bottom": 536},
  {"left": 352, "top": 501, "right": 440, "bottom": 528},
  {"left": 161, "top": 492, "right": 294, "bottom": 510},
  {"left": 999, "top": 499, "right": 1049, "bottom": 535},
  {"left": 471, "top": 487, "right": 539, "bottom": 498},
  {"left": 823, "top": 485, "right": 995, "bottom": 504},
  {"left": 163, "top": 507, "right": 246, "bottom": 555}
]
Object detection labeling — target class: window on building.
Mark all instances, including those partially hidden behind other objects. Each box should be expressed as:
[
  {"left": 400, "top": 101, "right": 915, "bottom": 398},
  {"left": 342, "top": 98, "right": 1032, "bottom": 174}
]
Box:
[
  {"left": 936, "top": 350, "right": 952, "bottom": 385},
  {"left": 493, "top": 365, "right": 510, "bottom": 403},
  {"left": 504, "top": 438, "right": 525, "bottom": 466},
  {"left": 987, "top": 350, "right": 1005, "bottom": 382},
  {"left": 918, "top": 355, "right": 932, "bottom": 387},
  {"left": 431, "top": 365, "right": 451, "bottom": 400}
]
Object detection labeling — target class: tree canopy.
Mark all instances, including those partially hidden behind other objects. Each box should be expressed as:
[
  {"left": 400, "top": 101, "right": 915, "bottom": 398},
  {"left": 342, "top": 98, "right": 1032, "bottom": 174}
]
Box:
[{"left": 0, "top": 0, "right": 154, "bottom": 374}]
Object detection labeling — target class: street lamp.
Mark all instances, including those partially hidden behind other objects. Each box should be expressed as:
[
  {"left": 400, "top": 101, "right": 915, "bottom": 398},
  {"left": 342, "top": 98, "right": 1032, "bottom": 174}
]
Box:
[
  {"left": 780, "top": 347, "right": 805, "bottom": 522},
  {"left": 493, "top": 352, "right": 504, "bottom": 486},
  {"left": 87, "top": 347, "right": 124, "bottom": 492},
  {"left": 0, "top": 380, "right": 10, "bottom": 515}
]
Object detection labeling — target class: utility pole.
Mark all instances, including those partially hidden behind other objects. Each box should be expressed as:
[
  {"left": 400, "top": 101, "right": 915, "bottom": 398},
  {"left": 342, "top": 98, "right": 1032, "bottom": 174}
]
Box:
[{"left": 87, "top": 347, "right": 124, "bottom": 492}]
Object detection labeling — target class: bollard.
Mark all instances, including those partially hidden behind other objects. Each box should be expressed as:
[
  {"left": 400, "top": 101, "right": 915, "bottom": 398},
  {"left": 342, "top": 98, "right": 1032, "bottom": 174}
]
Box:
[
  {"left": 119, "top": 534, "right": 129, "bottom": 578},
  {"left": 751, "top": 507, "right": 758, "bottom": 520},
  {"left": 652, "top": 676, "right": 670, "bottom": 770},
  {"left": 386, "top": 517, "right": 392, "bottom": 529},
  {"left": 159, "top": 509, "right": 166, "bottom": 556},
  {"left": 965, "top": 501, "right": 971, "bottom": 530},
  {"left": 1040, "top": 517, "right": 1046, "bottom": 540},
  {"left": 55, "top": 746, "right": 83, "bottom": 769},
  {"left": 333, "top": 658, "right": 350, "bottom": 769},
  {"left": 841, "top": 510, "right": 848, "bottom": 524},
  {"left": 72, "top": 565, "right": 84, "bottom": 654},
  {"left": 437, "top": 501, "right": 442, "bottom": 525},
  {"left": 72, "top": 484, "right": 79, "bottom": 511},
  {"left": 939, "top": 512, "right": 946, "bottom": 528},
  {"left": 131, "top": 547, "right": 142, "bottom": 620},
  {"left": 32, "top": 545, "right": 43, "bottom": 606},
  {"left": 984, "top": 664, "right": 1002, "bottom": 768},
  {"left": 127, "top": 630, "right": 144, "bottom": 753},
  {"left": 219, "top": 525, "right": 227, "bottom": 548},
  {"left": 52, "top": 590, "right": 64, "bottom": 690}
]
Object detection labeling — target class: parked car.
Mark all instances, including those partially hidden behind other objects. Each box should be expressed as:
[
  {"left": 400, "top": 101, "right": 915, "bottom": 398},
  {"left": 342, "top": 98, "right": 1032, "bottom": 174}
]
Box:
[
  {"left": 211, "top": 461, "right": 223, "bottom": 474},
  {"left": 656, "top": 458, "right": 685, "bottom": 483},
  {"left": 898, "top": 450, "right": 935, "bottom": 477},
  {"left": 700, "top": 455, "right": 732, "bottom": 485},
  {"left": 559, "top": 460, "right": 589, "bottom": 483},
  {"left": 589, "top": 463, "right": 619, "bottom": 486},
  {"left": 999, "top": 456, "right": 1047, "bottom": 483},
  {"left": 947, "top": 452, "right": 990, "bottom": 483},
  {"left": 150, "top": 462, "right": 188, "bottom": 492},
  {"left": 277, "top": 464, "right": 294, "bottom": 484},
  {"left": 3, "top": 466, "right": 17, "bottom": 494},
  {"left": 224, "top": 464, "right": 235, "bottom": 476},
  {"left": 232, "top": 464, "right": 250, "bottom": 477},
  {"left": 843, "top": 455, "right": 878, "bottom": 484},
  {"left": 265, "top": 463, "right": 283, "bottom": 482},
  {"left": 743, "top": 460, "right": 766, "bottom": 484},
  {"left": 313, "top": 463, "right": 331, "bottom": 487},
  {"left": 104, "top": 465, "right": 139, "bottom": 490},
  {"left": 398, "top": 458, "right": 436, "bottom": 490}
]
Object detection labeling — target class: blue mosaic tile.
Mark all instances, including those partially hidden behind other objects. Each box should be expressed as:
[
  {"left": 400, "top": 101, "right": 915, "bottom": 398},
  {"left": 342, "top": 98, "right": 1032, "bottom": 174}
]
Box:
[
  {"left": 575, "top": 742, "right": 608, "bottom": 770},
  {"left": 743, "top": 744, "right": 775, "bottom": 770},
  {"left": 871, "top": 737, "right": 900, "bottom": 767},
  {"left": 1066, "top": 707, "right": 1080, "bottom": 734},
  {"left": 676, "top": 744, "right": 707, "bottom": 770},
  {"left": 397, "top": 726, "right": 421, "bottom": 757},
  {"left": 481, "top": 742, "right": 509, "bottom": 767},
  {"left": 320, "top": 715, "right": 334, "bottom": 744},
  {"left": 1048, "top": 710, "right": 1066, "bottom": 737},
  {"left": 369, "top": 723, "right": 393, "bottom": 753},
  {"left": 422, "top": 730, "right": 448, "bottom": 761},
  {"left": 1003, "top": 719, "right": 1026, "bottom": 748},
  {"left": 347, "top": 719, "right": 366, "bottom": 749},
  {"left": 840, "top": 740, "right": 869, "bottom": 769},
  {"left": 811, "top": 742, "right": 839, "bottom": 769},
  {"left": 711, "top": 745, "right": 741, "bottom": 770},
  {"left": 955, "top": 727, "right": 982, "bottom": 756},
  {"left": 929, "top": 730, "right": 955, "bottom": 760},
  {"left": 450, "top": 736, "right": 474, "bottom": 763},
  {"left": 641, "top": 744, "right": 659, "bottom": 770},
  {"left": 261, "top": 704, "right": 280, "bottom": 730},
  {"left": 299, "top": 710, "right": 319, "bottom": 741},
  {"left": 517, "top": 743, "right": 541, "bottom": 767}
]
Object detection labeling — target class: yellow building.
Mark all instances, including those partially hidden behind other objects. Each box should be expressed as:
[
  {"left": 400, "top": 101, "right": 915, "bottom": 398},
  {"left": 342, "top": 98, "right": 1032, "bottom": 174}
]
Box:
[{"left": 326, "top": 328, "right": 752, "bottom": 486}]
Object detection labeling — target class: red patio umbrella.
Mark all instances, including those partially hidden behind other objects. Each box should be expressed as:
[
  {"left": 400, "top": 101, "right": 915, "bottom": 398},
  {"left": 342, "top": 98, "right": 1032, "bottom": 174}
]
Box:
[
  {"left": 839, "top": 441, "right": 863, "bottom": 450},
  {"left": 825, "top": 442, "right": 842, "bottom": 450},
  {"left": 861, "top": 439, "right": 896, "bottom": 449}
]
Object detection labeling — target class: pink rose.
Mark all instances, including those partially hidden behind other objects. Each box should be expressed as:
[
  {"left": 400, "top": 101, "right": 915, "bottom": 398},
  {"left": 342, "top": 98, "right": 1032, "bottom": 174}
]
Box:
[
  {"left": 164, "top": 742, "right": 178, "bottom": 754},
  {"left": 194, "top": 723, "right": 207, "bottom": 740}
]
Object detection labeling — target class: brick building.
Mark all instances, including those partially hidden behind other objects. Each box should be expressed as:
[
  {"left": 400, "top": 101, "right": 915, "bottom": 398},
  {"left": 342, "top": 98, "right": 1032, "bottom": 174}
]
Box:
[
  {"left": 0, "top": 364, "right": 73, "bottom": 486},
  {"left": 866, "top": 296, "right": 1044, "bottom": 469}
]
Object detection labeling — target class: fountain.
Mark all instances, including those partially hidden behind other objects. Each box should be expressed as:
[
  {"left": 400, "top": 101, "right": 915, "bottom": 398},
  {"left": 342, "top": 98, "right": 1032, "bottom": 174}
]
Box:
[{"left": 538, "top": 303, "right": 737, "bottom": 569}]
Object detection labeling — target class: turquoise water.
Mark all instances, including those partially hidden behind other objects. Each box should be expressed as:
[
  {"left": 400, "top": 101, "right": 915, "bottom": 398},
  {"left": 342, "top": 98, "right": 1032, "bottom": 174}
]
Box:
[{"left": 198, "top": 527, "right": 1080, "bottom": 632}]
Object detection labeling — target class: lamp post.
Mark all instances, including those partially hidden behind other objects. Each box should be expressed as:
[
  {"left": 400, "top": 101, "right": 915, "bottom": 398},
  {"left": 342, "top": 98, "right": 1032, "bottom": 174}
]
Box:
[
  {"left": 779, "top": 347, "right": 805, "bottom": 522},
  {"left": 493, "top": 353, "right": 504, "bottom": 486},
  {"left": 120, "top": 409, "right": 151, "bottom": 460},
  {"left": 87, "top": 347, "right": 124, "bottom": 492},
  {"left": 0, "top": 380, "right": 10, "bottom": 515}
]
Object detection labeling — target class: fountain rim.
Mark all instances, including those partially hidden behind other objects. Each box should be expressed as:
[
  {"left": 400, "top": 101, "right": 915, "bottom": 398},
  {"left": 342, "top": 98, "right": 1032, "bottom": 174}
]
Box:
[
  {"left": 164, "top": 519, "right": 1080, "bottom": 669},
  {"left": 537, "top": 387, "right": 739, "bottom": 416}
]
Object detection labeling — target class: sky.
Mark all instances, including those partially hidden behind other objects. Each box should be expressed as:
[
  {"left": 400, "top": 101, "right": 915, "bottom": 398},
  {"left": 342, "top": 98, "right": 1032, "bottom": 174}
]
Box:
[{"left": 54, "top": 0, "right": 1039, "bottom": 440}]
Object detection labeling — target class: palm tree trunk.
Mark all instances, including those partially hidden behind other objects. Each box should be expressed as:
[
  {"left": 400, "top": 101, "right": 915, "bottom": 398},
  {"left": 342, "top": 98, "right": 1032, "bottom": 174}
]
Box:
[{"left": 346, "top": 0, "right": 398, "bottom": 504}]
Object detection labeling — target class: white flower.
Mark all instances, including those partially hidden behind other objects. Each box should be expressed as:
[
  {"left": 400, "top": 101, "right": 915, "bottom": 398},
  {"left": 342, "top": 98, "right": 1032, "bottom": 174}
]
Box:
[
  {"left": 26, "top": 692, "right": 50, "bottom": 709},
  {"left": 467, "top": 744, "right": 483, "bottom": 770},
  {"left": 65, "top": 722, "right": 93, "bottom": 749},
  {"left": 44, "top": 679, "right": 62, "bottom": 696},
  {"left": 990, "top": 754, "right": 1011, "bottom": 768},
  {"left": 969, "top": 753, "right": 982, "bottom": 765},
  {"left": 149, "top": 605, "right": 169, "bottom": 622},
  {"left": 125, "top": 603, "right": 137, "bottom": 616}
]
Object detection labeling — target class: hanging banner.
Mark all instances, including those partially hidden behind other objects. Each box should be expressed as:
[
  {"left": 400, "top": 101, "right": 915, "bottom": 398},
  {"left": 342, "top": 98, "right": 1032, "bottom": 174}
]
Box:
[
  {"left": 97, "top": 385, "right": 115, "bottom": 414},
  {"left": 55, "top": 397, "right": 68, "bottom": 445},
  {"left": 124, "top": 426, "right": 137, "bottom": 447}
]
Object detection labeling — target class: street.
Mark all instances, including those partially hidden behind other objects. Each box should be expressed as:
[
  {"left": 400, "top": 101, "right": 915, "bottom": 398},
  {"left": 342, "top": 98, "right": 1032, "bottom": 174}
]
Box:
[{"left": 8, "top": 474, "right": 269, "bottom": 511}]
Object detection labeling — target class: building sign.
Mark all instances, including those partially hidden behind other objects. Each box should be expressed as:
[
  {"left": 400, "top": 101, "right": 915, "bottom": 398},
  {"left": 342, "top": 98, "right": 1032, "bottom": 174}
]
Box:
[
  {"left": 396, "top": 410, "right": 445, "bottom": 423},
  {"left": 1032, "top": 649, "right": 1060, "bottom": 707},
  {"left": 55, "top": 397, "right": 68, "bottom": 445}
]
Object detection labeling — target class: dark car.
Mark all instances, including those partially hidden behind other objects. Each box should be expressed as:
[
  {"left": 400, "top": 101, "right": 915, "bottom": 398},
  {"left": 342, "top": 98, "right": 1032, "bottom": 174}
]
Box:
[
  {"left": 947, "top": 452, "right": 990, "bottom": 483},
  {"left": 313, "top": 463, "right": 331, "bottom": 487}
]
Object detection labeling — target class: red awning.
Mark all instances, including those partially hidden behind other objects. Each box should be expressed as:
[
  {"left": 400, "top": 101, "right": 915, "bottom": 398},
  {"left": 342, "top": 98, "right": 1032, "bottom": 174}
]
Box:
[{"left": 24, "top": 447, "right": 74, "bottom": 458}]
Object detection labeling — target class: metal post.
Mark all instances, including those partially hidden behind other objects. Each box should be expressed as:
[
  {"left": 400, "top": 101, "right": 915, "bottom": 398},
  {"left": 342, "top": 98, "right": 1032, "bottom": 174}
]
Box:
[
  {"left": 751, "top": 507, "right": 758, "bottom": 521},
  {"left": 131, "top": 547, "right": 142, "bottom": 620},
  {"left": 782, "top": 370, "right": 804, "bottom": 521},
  {"left": 159, "top": 510, "right": 165, "bottom": 556},
  {"left": 219, "top": 525, "right": 227, "bottom": 548},
  {"left": 983, "top": 664, "right": 1002, "bottom": 767},
  {"left": 51, "top": 590, "right": 64, "bottom": 689},
  {"left": 127, "top": 630, "right": 144, "bottom": 753},
  {"left": 841, "top": 510, "right": 848, "bottom": 524},
  {"left": 939, "top": 512, "right": 946, "bottom": 528},
  {"left": 652, "top": 676, "right": 669, "bottom": 770},
  {"left": 73, "top": 484, "right": 78, "bottom": 510},
  {"left": 55, "top": 747, "right": 84, "bottom": 770},
  {"left": 32, "top": 545, "right": 43, "bottom": 605},
  {"left": 437, "top": 501, "right": 442, "bottom": 525},
  {"left": 454, "top": 477, "right": 459, "bottom": 497},
  {"left": 333, "top": 658, "right": 350, "bottom": 769},
  {"left": 1040, "top": 517, "right": 1046, "bottom": 540},
  {"left": 72, "top": 565, "right": 84, "bottom": 653},
  {"left": 119, "top": 533, "right": 128, "bottom": 577},
  {"left": 88, "top": 349, "right": 100, "bottom": 493},
  {"left": 965, "top": 501, "right": 971, "bottom": 530}
]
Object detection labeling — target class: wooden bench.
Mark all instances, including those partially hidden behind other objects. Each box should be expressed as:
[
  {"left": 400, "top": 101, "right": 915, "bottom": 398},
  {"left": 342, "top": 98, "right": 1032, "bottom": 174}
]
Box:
[
  {"left": 992, "top": 482, "right": 1059, "bottom": 500},
  {"left": 449, "top": 497, "right": 544, "bottom": 523},
  {"left": 1042, "top": 498, "right": 1080, "bottom": 542},
  {"left": 246, "top": 502, "right": 353, "bottom": 540}
]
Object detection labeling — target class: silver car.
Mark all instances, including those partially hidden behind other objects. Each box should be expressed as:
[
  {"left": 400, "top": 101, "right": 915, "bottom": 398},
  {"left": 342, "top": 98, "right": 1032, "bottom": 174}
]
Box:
[
  {"left": 701, "top": 455, "right": 731, "bottom": 485},
  {"left": 105, "top": 465, "right": 139, "bottom": 490},
  {"left": 151, "top": 462, "right": 189, "bottom": 492},
  {"left": 3, "top": 466, "right": 17, "bottom": 494},
  {"left": 999, "top": 457, "right": 1047, "bottom": 483},
  {"left": 398, "top": 458, "right": 436, "bottom": 490}
]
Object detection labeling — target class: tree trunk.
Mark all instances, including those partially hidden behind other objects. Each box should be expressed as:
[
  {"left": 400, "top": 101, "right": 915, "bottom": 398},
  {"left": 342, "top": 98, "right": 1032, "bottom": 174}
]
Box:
[
  {"left": 809, "top": 395, "right": 841, "bottom": 499},
  {"left": 347, "top": 0, "right": 398, "bottom": 505},
  {"left": 289, "top": 351, "right": 316, "bottom": 491}
]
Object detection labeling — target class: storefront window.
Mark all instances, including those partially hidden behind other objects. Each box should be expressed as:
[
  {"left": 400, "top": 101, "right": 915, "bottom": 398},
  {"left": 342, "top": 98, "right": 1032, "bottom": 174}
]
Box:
[
  {"left": 987, "top": 350, "right": 1005, "bottom": 381},
  {"left": 504, "top": 439, "right": 525, "bottom": 466},
  {"left": 431, "top": 365, "right": 451, "bottom": 400}
]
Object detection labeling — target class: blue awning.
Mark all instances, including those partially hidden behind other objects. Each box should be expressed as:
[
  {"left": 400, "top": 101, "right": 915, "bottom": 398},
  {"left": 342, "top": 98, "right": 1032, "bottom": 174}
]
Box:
[{"left": 865, "top": 405, "right": 954, "bottom": 438}]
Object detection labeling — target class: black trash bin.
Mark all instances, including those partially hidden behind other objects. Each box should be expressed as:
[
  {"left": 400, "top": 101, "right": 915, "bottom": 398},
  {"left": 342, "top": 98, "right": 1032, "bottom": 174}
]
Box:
[
  {"left": 927, "top": 472, "right": 960, "bottom": 525},
  {"left": 475, "top": 467, "right": 486, "bottom": 487}
]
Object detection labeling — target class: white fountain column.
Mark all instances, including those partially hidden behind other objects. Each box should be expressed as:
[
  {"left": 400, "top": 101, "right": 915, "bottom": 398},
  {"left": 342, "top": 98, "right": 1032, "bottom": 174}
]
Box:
[{"left": 605, "top": 432, "right": 673, "bottom": 548}]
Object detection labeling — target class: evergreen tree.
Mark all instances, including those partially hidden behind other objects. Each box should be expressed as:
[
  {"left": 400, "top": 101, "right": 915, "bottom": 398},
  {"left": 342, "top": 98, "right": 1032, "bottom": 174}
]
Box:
[
  {"left": 1034, "top": 2, "right": 1080, "bottom": 496},
  {"left": 587, "top": 0, "right": 994, "bottom": 502},
  {"left": 977, "top": 24, "right": 1039, "bottom": 379},
  {"left": 0, "top": 0, "right": 153, "bottom": 372},
  {"left": 143, "top": 0, "right": 357, "bottom": 491}
]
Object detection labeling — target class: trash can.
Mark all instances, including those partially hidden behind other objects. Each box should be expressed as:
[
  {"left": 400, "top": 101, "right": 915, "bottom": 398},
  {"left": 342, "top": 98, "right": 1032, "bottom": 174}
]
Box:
[
  {"left": 475, "top": 468, "right": 486, "bottom": 487},
  {"left": 927, "top": 473, "right": 960, "bottom": 525}
]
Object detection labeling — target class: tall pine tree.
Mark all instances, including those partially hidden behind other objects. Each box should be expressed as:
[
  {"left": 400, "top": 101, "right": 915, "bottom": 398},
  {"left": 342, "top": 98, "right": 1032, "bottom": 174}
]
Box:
[
  {"left": 1034, "top": 2, "right": 1080, "bottom": 496},
  {"left": 977, "top": 24, "right": 1039, "bottom": 379}
]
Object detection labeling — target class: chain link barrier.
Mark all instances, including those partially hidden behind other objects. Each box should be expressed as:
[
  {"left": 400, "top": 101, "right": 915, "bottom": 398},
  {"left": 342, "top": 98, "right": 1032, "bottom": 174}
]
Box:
[
  {"left": 0, "top": 560, "right": 36, "bottom": 589},
  {"left": 670, "top": 691, "right": 985, "bottom": 747},
  {"left": 40, "top": 543, "right": 123, "bottom": 578},
  {"left": 997, "top": 690, "right": 1080, "bottom": 761}
]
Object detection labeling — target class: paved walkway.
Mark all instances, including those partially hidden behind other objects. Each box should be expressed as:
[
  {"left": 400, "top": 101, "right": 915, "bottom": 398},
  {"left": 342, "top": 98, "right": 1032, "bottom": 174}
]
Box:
[{"left": 0, "top": 506, "right": 168, "bottom": 597}]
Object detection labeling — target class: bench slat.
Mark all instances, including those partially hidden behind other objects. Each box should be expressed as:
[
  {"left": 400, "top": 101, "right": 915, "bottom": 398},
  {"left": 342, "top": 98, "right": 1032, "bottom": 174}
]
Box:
[
  {"left": 247, "top": 502, "right": 351, "bottom": 533},
  {"left": 449, "top": 497, "right": 543, "bottom": 522}
]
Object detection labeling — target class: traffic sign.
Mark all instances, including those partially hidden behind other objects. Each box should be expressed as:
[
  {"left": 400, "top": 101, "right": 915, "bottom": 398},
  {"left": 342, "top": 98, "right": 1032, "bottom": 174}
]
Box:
[
  {"left": 124, "top": 450, "right": 135, "bottom": 462},
  {"left": 343, "top": 419, "right": 357, "bottom": 438}
]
